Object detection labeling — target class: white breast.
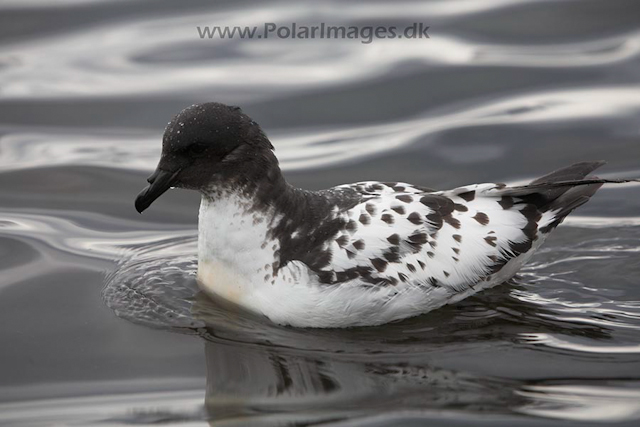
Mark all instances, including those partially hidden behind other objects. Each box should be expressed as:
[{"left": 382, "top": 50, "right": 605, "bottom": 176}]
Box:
[{"left": 197, "top": 194, "right": 280, "bottom": 306}]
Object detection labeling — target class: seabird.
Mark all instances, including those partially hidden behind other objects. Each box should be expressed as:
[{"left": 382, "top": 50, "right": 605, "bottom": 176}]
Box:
[{"left": 135, "top": 102, "right": 635, "bottom": 328}]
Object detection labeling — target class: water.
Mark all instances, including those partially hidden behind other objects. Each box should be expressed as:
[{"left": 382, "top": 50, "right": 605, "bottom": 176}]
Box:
[{"left": 1, "top": 0, "right": 640, "bottom": 425}]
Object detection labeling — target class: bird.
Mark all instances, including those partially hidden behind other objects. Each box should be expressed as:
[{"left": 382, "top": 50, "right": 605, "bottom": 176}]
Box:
[{"left": 135, "top": 102, "right": 636, "bottom": 328}]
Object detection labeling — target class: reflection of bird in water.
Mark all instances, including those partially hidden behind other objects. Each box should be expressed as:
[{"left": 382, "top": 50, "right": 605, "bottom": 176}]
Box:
[
  {"left": 202, "top": 340, "right": 529, "bottom": 425},
  {"left": 135, "top": 102, "right": 636, "bottom": 327}
]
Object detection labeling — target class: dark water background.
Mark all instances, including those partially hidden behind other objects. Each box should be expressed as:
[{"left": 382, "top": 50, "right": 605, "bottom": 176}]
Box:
[{"left": 1, "top": 0, "right": 640, "bottom": 425}]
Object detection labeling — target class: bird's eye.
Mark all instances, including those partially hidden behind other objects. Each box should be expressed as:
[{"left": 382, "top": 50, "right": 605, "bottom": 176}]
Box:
[{"left": 187, "top": 143, "right": 206, "bottom": 155}]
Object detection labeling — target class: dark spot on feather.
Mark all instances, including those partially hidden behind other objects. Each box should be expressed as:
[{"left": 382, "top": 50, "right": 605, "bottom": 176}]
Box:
[
  {"left": 372, "top": 258, "right": 388, "bottom": 272},
  {"left": 387, "top": 276, "right": 399, "bottom": 286},
  {"left": 498, "top": 196, "right": 514, "bottom": 209},
  {"left": 393, "top": 185, "right": 406, "bottom": 192},
  {"left": 316, "top": 270, "right": 336, "bottom": 284},
  {"left": 391, "top": 205, "right": 406, "bottom": 215},
  {"left": 452, "top": 256, "right": 459, "bottom": 262},
  {"left": 359, "top": 213, "right": 370, "bottom": 225},
  {"left": 420, "top": 195, "right": 454, "bottom": 216},
  {"left": 407, "top": 263, "right": 416, "bottom": 273},
  {"left": 353, "top": 239, "right": 365, "bottom": 251},
  {"left": 398, "top": 272, "right": 408, "bottom": 282},
  {"left": 495, "top": 183, "right": 506, "bottom": 189},
  {"left": 427, "top": 251, "right": 435, "bottom": 258},
  {"left": 443, "top": 271, "right": 450, "bottom": 277},
  {"left": 520, "top": 204, "right": 541, "bottom": 236},
  {"left": 346, "top": 220, "right": 358, "bottom": 233},
  {"left": 387, "top": 233, "right": 400, "bottom": 245},
  {"left": 509, "top": 204, "right": 542, "bottom": 255},
  {"left": 444, "top": 215, "right": 461, "bottom": 229},
  {"left": 418, "top": 260, "right": 426, "bottom": 269},
  {"left": 510, "top": 239, "right": 533, "bottom": 255},
  {"left": 473, "top": 212, "right": 489, "bottom": 225},
  {"left": 366, "top": 203, "right": 377, "bottom": 215},
  {"left": 452, "top": 234, "right": 462, "bottom": 243},
  {"left": 346, "top": 249, "right": 357, "bottom": 259},
  {"left": 357, "top": 265, "right": 373, "bottom": 277},
  {"left": 407, "top": 212, "right": 422, "bottom": 224},
  {"left": 314, "top": 250, "right": 332, "bottom": 269},
  {"left": 396, "top": 194, "right": 413, "bottom": 203},
  {"left": 336, "top": 269, "right": 359, "bottom": 282},
  {"left": 408, "top": 233, "right": 428, "bottom": 244},
  {"left": 458, "top": 191, "right": 475, "bottom": 202},
  {"left": 426, "top": 213, "right": 443, "bottom": 230},
  {"left": 485, "top": 236, "right": 497, "bottom": 247},
  {"left": 383, "top": 247, "right": 401, "bottom": 262},
  {"left": 336, "top": 235, "right": 349, "bottom": 247},
  {"left": 381, "top": 213, "right": 395, "bottom": 224},
  {"left": 372, "top": 183, "right": 385, "bottom": 191},
  {"left": 452, "top": 247, "right": 460, "bottom": 255},
  {"left": 454, "top": 203, "right": 468, "bottom": 212},
  {"left": 428, "top": 277, "right": 440, "bottom": 287}
]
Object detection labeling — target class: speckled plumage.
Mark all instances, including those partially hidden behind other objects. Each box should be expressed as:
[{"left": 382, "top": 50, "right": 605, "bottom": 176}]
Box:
[
  {"left": 135, "top": 103, "right": 634, "bottom": 328},
  {"left": 193, "top": 164, "right": 604, "bottom": 327}
]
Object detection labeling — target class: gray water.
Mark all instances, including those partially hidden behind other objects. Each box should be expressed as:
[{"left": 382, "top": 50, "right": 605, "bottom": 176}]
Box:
[{"left": 1, "top": 0, "right": 640, "bottom": 426}]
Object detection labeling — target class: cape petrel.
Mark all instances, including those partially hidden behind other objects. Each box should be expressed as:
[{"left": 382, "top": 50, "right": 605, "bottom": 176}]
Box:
[{"left": 135, "top": 102, "right": 636, "bottom": 328}]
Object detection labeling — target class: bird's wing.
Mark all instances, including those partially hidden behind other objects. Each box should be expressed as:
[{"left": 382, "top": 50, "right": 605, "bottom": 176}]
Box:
[
  {"left": 312, "top": 162, "right": 611, "bottom": 293},
  {"left": 317, "top": 181, "right": 542, "bottom": 291}
]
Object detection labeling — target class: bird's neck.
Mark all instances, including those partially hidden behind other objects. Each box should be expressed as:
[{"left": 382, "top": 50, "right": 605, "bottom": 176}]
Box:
[{"left": 196, "top": 156, "right": 290, "bottom": 263}]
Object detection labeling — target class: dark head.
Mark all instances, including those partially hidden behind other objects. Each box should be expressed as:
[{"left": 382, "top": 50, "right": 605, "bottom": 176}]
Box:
[{"left": 135, "top": 102, "right": 278, "bottom": 213}]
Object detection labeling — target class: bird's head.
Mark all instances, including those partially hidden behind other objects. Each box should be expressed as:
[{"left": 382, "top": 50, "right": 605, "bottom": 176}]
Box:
[{"left": 135, "top": 102, "right": 275, "bottom": 213}]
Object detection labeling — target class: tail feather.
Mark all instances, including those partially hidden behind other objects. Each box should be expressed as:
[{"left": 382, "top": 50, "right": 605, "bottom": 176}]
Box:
[
  {"left": 530, "top": 160, "right": 606, "bottom": 185},
  {"left": 522, "top": 161, "right": 606, "bottom": 206},
  {"left": 501, "top": 161, "right": 638, "bottom": 232}
]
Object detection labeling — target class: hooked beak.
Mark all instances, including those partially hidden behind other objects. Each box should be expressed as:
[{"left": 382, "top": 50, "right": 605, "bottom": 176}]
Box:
[{"left": 134, "top": 168, "right": 181, "bottom": 213}]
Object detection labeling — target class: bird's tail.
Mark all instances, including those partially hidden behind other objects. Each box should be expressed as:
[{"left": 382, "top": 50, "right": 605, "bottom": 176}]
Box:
[{"left": 498, "top": 161, "right": 638, "bottom": 232}]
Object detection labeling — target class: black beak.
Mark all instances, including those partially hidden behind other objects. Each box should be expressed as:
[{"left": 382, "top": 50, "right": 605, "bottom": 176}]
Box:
[{"left": 134, "top": 168, "right": 180, "bottom": 213}]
